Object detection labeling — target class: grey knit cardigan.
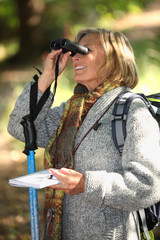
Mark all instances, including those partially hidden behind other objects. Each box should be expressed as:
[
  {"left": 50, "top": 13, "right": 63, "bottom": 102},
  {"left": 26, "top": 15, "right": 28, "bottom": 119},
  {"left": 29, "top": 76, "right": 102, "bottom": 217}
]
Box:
[{"left": 8, "top": 83, "right": 160, "bottom": 240}]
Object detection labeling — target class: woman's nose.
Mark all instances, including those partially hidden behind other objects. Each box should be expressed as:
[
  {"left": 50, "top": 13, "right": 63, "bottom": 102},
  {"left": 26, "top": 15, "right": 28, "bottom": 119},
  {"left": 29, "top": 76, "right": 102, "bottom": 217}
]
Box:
[{"left": 72, "top": 53, "right": 81, "bottom": 62}]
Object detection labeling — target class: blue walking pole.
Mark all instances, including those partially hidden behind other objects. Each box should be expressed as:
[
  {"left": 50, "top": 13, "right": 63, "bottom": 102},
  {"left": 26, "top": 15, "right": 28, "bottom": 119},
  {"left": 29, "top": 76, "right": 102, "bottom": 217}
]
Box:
[
  {"left": 21, "top": 115, "right": 40, "bottom": 240},
  {"left": 20, "top": 67, "right": 51, "bottom": 239},
  {"left": 28, "top": 151, "right": 40, "bottom": 240},
  {"left": 20, "top": 65, "right": 57, "bottom": 239}
]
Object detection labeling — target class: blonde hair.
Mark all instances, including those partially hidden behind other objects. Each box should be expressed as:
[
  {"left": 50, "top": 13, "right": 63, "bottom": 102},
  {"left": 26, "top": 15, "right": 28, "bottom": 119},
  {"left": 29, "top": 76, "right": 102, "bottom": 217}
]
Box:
[{"left": 75, "top": 28, "right": 138, "bottom": 89}]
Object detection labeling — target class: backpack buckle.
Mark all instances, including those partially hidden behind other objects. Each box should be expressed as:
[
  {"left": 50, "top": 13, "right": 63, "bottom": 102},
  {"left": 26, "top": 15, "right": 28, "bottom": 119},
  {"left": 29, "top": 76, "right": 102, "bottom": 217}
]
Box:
[{"left": 112, "top": 114, "right": 127, "bottom": 121}]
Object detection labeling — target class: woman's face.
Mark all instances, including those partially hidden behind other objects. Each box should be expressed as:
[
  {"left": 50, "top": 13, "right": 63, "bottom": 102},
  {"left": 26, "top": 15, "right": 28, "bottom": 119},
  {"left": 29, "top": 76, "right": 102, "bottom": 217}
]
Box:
[{"left": 72, "top": 33, "right": 105, "bottom": 91}]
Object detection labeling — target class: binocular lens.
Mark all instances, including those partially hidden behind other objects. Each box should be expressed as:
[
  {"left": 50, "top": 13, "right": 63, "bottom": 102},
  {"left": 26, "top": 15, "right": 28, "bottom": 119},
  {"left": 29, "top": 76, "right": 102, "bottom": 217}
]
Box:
[{"left": 50, "top": 38, "right": 88, "bottom": 56}]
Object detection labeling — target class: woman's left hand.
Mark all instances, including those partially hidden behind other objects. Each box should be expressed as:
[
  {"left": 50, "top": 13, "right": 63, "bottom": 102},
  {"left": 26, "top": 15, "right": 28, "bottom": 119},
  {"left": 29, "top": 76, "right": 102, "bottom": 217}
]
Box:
[{"left": 49, "top": 168, "right": 85, "bottom": 195}]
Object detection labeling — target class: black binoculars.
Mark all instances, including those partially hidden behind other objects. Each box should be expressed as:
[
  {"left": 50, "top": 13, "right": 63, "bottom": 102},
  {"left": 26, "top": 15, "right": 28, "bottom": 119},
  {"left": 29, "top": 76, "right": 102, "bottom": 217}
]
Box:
[{"left": 50, "top": 38, "right": 88, "bottom": 56}]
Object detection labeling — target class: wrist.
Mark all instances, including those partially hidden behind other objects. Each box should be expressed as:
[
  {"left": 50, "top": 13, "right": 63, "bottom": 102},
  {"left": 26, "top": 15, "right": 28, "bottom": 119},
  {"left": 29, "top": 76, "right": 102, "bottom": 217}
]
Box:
[{"left": 38, "top": 73, "right": 54, "bottom": 93}]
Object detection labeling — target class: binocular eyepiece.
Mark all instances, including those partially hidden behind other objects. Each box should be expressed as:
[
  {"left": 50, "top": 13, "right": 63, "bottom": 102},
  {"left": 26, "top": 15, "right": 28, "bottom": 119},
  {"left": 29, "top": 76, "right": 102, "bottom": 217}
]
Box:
[{"left": 50, "top": 38, "right": 88, "bottom": 56}]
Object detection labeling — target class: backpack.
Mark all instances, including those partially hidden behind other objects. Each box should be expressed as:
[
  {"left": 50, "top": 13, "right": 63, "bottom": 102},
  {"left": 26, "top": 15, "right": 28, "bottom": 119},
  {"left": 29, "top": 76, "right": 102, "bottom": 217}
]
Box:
[{"left": 112, "top": 91, "right": 160, "bottom": 240}]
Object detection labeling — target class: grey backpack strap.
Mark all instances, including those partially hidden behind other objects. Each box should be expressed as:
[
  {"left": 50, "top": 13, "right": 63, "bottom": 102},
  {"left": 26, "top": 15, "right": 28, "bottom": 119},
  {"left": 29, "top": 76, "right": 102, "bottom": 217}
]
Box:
[{"left": 111, "top": 91, "right": 139, "bottom": 155}]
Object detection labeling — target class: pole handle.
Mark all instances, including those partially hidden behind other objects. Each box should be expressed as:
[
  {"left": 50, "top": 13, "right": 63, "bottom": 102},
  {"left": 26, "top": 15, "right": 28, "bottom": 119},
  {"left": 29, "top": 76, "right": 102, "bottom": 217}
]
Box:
[{"left": 20, "top": 115, "right": 38, "bottom": 155}]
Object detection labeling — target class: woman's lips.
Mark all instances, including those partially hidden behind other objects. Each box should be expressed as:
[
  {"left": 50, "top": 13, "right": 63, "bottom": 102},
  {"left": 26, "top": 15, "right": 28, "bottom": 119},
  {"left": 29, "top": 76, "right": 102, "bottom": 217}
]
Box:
[{"left": 75, "top": 66, "right": 85, "bottom": 71}]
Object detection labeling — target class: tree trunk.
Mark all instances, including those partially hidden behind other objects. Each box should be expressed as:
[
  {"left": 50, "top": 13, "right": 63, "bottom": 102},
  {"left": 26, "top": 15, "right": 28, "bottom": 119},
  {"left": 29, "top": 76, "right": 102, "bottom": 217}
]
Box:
[{"left": 15, "top": 0, "right": 45, "bottom": 61}]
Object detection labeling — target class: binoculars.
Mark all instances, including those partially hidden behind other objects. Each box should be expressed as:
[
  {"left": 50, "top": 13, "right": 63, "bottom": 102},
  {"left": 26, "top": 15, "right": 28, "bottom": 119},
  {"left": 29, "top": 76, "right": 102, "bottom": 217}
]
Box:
[{"left": 50, "top": 38, "right": 88, "bottom": 56}]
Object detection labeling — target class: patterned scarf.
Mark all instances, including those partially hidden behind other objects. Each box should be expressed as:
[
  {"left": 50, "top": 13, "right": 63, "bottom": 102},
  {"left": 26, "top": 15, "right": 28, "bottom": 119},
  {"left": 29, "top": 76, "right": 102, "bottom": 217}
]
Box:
[{"left": 43, "top": 80, "right": 120, "bottom": 239}]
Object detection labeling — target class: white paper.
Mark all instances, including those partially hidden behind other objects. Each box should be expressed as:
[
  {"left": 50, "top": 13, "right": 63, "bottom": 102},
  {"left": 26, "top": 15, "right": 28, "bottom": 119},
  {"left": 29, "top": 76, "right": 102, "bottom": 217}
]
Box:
[{"left": 9, "top": 169, "right": 60, "bottom": 189}]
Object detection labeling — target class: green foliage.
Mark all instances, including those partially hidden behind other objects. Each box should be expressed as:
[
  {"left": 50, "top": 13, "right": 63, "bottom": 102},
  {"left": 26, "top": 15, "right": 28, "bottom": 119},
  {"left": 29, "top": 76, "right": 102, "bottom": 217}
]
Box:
[
  {"left": 0, "top": 0, "right": 157, "bottom": 64},
  {"left": 0, "top": 0, "right": 19, "bottom": 37},
  {"left": 0, "top": 0, "right": 156, "bottom": 43},
  {"left": 41, "top": 0, "right": 155, "bottom": 39},
  {"left": 132, "top": 35, "right": 160, "bottom": 94},
  {"left": 0, "top": 41, "right": 19, "bottom": 62}
]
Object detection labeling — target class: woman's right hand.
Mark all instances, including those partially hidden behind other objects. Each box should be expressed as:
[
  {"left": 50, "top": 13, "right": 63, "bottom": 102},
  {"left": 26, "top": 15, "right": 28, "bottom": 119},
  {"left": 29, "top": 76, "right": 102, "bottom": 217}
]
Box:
[{"left": 38, "top": 49, "right": 71, "bottom": 93}]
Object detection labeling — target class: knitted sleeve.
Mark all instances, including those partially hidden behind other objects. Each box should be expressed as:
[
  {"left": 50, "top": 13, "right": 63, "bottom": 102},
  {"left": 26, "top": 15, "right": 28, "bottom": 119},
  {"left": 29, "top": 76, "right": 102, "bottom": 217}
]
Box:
[
  {"left": 8, "top": 82, "right": 66, "bottom": 148},
  {"left": 83, "top": 99, "right": 160, "bottom": 211}
]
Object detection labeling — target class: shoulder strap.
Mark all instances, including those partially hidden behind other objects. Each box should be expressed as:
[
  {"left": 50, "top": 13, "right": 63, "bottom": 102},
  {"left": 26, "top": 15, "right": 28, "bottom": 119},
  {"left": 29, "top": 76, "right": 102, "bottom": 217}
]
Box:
[
  {"left": 112, "top": 91, "right": 145, "bottom": 155},
  {"left": 30, "top": 77, "right": 50, "bottom": 121},
  {"left": 112, "top": 92, "right": 152, "bottom": 240},
  {"left": 30, "top": 59, "right": 60, "bottom": 121}
]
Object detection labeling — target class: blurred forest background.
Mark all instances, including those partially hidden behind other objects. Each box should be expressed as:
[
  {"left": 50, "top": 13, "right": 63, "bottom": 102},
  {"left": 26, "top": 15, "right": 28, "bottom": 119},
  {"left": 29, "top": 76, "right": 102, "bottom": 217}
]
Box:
[{"left": 0, "top": 0, "right": 160, "bottom": 239}]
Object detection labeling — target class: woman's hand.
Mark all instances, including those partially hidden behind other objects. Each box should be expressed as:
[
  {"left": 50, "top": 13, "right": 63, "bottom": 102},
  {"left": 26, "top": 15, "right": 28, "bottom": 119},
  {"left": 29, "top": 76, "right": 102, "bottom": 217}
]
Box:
[
  {"left": 49, "top": 168, "right": 85, "bottom": 195},
  {"left": 38, "top": 49, "right": 71, "bottom": 93}
]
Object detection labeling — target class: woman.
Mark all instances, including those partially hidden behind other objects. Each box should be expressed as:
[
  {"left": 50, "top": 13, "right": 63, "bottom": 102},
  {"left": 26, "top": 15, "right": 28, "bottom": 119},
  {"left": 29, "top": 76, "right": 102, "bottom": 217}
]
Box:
[{"left": 8, "top": 28, "right": 160, "bottom": 240}]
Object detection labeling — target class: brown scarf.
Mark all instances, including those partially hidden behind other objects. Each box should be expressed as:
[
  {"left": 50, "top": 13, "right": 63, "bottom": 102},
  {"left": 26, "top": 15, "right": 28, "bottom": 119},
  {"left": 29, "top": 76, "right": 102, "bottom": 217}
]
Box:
[{"left": 43, "top": 81, "right": 120, "bottom": 239}]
